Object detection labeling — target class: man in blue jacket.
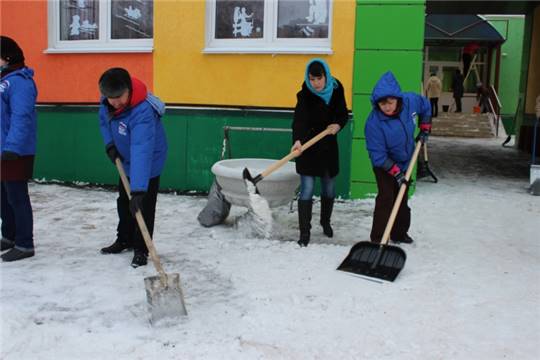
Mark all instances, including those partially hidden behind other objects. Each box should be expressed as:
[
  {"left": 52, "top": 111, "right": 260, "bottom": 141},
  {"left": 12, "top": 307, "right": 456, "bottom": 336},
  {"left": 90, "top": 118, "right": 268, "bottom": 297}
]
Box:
[
  {"left": 364, "top": 71, "right": 431, "bottom": 244},
  {"left": 0, "top": 36, "right": 38, "bottom": 262},
  {"left": 98, "top": 68, "right": 168, "bottom": 268}
]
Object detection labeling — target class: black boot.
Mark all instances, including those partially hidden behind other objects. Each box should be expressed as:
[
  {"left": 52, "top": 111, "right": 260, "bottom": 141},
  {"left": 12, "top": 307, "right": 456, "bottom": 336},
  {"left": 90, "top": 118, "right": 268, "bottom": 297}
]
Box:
[
  {"left": 297, "top": 200, "right": 312, "bottom": 247},
  {"left": 1, "top": 248, "right": 35, "bottom": 262},
  {"left": 1, "top": 238, "right": 15, "bottom": 251},
  {"left": 392, "top": 233, "right": 414, "bottom": 244},
  {"left": 320, "top": 197, "right": 334, "bottom": 238},
  {"left": 100, "top": 239, "right": 133, "bottom": 254},
  {"left": 131, "top": 249, "right": 148, "bottom": 268}
]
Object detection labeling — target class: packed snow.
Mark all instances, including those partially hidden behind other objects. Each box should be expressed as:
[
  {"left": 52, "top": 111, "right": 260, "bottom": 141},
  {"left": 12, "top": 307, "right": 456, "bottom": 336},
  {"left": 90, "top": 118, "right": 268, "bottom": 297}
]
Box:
[{"left": 1, "top": 136, "right": 539, "bottom": 360}]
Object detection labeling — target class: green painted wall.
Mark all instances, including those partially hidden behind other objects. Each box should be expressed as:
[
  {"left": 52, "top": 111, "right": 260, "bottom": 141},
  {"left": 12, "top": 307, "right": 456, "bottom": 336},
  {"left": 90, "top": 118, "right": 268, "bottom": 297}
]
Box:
[
  {"left": 34, "top": 106, "right": 353, "bottom": 198},
  {"left": 351, "top": 0, "right": 426, "bottom": 198},
  {"left": 487, "top": 16, "right": 525, "bottom": 116}
]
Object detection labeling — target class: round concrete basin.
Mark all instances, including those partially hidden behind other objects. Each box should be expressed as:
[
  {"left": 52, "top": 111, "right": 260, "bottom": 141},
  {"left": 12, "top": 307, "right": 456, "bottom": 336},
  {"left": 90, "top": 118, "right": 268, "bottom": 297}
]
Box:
[{"left": 211, "top": 158, "right": 299, "bottom": 208}]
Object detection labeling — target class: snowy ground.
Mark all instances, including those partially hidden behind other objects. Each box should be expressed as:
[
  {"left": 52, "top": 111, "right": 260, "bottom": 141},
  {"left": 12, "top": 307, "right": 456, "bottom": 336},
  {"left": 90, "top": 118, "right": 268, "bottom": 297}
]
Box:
[{"left": 1, "top": 136, "right": 539, "bottom": 360}]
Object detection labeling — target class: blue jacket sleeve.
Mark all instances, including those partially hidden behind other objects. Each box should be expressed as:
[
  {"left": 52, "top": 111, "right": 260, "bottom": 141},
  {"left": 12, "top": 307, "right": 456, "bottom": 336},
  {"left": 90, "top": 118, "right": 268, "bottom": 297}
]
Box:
[
  {"left": 98, "top": 105, "right": 113, "bottom": 147},
  {"left": 4, "top": 79, "right": 36, "bottom": 154},
  {"left": 413, "top": 93, "right": 432, "bottom": 125},
  {"left": 365, "top": 114, "right": 391, "bottom": 169},
  {"left": 129, "top": 105, "right": 155, "bottom": 192}
]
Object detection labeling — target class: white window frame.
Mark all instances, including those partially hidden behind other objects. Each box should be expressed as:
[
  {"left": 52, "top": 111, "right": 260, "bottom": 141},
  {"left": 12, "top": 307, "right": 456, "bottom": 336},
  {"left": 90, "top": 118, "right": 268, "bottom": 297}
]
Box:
[
  {"left": 46, "top": 0, "right": 153, "bottom": 54},
  {"left": 204, "top": 0, "right": 333, "bottom": 54}
]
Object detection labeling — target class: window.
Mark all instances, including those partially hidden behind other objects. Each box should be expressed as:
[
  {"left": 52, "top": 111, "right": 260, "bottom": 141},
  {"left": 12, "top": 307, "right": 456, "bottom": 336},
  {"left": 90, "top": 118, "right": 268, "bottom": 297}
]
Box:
[
  {"left": 205, "top": 0, "right": 333, "bottom": 54},
  {"left": 47, "top": 0, "right": 153, "bottom": 53}
]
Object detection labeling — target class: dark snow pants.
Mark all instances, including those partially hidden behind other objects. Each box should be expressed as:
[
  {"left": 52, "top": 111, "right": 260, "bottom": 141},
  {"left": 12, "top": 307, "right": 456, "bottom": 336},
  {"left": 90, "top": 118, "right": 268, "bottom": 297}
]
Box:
[{"left": 1, "top": 181, "right": 34, "bottom": 250}]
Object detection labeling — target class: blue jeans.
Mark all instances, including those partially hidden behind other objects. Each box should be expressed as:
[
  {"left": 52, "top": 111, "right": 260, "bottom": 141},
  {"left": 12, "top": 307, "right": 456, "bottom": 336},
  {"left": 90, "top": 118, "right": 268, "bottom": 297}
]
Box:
[
  {"left": 299, "top": 175, "right": 336, "bottom": 201},
  {"left": 1, "top": 181, "right": 34, "bottom": 250}
]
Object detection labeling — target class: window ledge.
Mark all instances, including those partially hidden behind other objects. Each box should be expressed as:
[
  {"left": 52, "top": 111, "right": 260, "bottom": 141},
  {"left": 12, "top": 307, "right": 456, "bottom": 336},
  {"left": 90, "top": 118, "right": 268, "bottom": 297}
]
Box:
[
  {"left": 202, "top": 47, "right": 333, "bottom": 55},
  {"left": 44, "top": 47, "right": 153, "bottom": 54}
]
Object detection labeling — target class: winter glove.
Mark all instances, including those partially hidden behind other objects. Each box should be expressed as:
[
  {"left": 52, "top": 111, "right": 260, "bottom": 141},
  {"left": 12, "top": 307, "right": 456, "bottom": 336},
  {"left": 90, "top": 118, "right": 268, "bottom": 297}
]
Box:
[
  {"left": 1, "top": 151, "right": 20, "bottom": 161},
  {"left": 129, "top": 192, "right": 145, "bottom": 216},
  {"left": 415, "top": 123, "right": 432, "bottom": 144},
  {"left": 388, "top": 164, "right": 409, "bottom": 187},
  {"left": 105, "top": 144, "right": 123, "bottom": 164}
]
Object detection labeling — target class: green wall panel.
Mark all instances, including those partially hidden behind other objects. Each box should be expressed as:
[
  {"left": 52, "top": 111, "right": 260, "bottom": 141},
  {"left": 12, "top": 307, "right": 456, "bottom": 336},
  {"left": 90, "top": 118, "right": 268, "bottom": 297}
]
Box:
[
  {"left": 350, "top": 139, "right": 375, "bottom": 182},
  {"left": 353, "top": 50, "right": 423, "bottom": 94},
  {"left": 351, "top": 94, "right": 373, "bottom": 138},
  {"left": 355, "top": 5, "right": 425, "bottom": 50},
  {"left": 350, "top": 181, "right": 378, "bottom": 199}
]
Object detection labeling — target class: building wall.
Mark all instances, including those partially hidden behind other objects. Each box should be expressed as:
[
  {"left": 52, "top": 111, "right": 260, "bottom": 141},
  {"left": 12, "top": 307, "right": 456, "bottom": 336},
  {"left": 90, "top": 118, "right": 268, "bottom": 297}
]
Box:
[
  {"left": 153, "top": 0, "right": 356, "bottom": 108},
  {"left": 0, "top": 0, "right": 153, "bottom": 102},
  {"left": 525, "top": 5, "right": 540, "bottom": 115}
]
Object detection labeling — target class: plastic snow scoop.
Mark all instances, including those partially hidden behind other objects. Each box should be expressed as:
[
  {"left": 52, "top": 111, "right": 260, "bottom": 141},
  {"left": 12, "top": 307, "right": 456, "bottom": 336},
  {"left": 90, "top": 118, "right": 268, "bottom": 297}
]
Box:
[
  {"left": 115, "top": 159, "right": 188, "bottom": 322},
  {"left": 417, "top": 143, "right": 438, "bottom": 183},
  {"left": 242, "top": 128, "right": 333, "bottom": 192},
  {"left": 337, "top": 140, "right": 423, "bottom": 282}
]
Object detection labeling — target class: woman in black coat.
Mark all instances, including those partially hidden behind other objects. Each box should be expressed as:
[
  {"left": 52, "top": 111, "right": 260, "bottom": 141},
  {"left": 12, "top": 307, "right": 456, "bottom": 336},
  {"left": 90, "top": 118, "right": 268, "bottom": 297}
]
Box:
[{"left": 291, "top": 59, "right": 348, "bottom": 247}]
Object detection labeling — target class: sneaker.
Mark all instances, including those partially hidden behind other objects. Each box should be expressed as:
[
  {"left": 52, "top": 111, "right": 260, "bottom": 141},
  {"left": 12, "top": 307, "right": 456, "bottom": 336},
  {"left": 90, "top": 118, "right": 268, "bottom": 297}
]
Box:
[
  {"left": 131, "top": 251, "right": 148, "bottom": 268},
  {"left": 1, "top": 238, "right": 15, "bottom": 251},
  {"left": 100, "top": 240, "right": 133, "bottom": 254},
  {"left": 392, "top": 234, "right": 414, "bottom": 244},
  {"left": 1, "top": 248, "right": 35, "bottom": 262}
]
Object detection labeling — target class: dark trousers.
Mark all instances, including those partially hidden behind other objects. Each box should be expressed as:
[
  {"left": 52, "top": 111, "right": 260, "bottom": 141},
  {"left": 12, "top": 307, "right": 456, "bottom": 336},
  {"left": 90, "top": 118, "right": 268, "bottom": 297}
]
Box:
[
  {"left": 117, "top": 175, "right": 160, "bottom": 254},
  {"left": 430, "top": 97, "right": 439, "bottom": 117},
  {"left": 370, "top": 168, "right": 410, "bottom": 243},
  {"left": 454, "top": 96, "right": 462, "bottom": 113},
  {"left": 1, "top": 181, "right": 34, "bottom": 250}
]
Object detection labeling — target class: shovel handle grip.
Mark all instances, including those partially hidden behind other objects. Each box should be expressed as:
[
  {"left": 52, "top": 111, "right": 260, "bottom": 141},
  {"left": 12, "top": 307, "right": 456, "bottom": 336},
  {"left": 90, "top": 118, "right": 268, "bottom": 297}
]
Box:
[
  {"left": 381, "top": 141, "right": 423, "bottom": 246},
  {"left": 115, "top": 159, "right": 168, "bottom": 281},
  {"left": 260, "top": 128, "right": 333, "bottom": 179}
]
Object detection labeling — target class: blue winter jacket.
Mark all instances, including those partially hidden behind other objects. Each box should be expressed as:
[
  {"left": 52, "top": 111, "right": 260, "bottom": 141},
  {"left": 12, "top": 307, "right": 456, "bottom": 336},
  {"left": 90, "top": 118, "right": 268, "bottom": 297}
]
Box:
[
  {"left": 1, "top": 67, "right": 38, "bottom": 155},
  {"left": 99, "top": 93, "right": 168, "bottom": 192},
  {"left": 364, "top": 71, "right": 431, "bottom": 172}
]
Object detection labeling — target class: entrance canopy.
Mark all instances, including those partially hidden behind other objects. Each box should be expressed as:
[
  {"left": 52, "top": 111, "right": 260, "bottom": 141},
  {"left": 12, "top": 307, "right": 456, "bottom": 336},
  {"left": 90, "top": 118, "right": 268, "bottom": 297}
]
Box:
[{"left": 425, "top": 14, "right": 505, "bottom": 46}]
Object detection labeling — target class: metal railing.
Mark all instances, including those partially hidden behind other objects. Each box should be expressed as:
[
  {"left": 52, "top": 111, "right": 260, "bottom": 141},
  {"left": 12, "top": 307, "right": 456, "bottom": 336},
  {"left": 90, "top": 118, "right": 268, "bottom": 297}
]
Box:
[{"left": 487, "top": 85, "right": 502, "bottom": 137}]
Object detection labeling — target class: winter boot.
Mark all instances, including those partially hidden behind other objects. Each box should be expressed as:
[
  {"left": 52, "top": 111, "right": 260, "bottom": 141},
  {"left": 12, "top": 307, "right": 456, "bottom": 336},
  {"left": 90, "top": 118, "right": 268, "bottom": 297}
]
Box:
[
  {"left": 320, "top": 197, "right": 334, "bottom": 238},
  {"left": 297, "top": 200, "right": 313, "bottom": 247},
  {"left": 1, "top": 248, "right": 35, "bottom": 262},
  {"left": 392, "top": 233, "right": 414, "bottom": 244},
  {"left": 131, "top": 250, "right": 148, "bottom": 268},
  {"left": 100, "top": 239, "right": 133, "bottom": 254},
  {"left": 1, "top": 238, "right": 15, "bottom": 251}
]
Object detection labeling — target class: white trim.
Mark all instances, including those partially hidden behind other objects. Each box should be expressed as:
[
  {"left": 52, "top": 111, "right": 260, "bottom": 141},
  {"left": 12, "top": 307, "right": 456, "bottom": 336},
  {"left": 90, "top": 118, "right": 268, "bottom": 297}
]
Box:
[
  {"left": 47, "top": 0, "right": 153, "bottom": 53},
  {"left": 205, "top": 0, "right": 333, "bottom": 54}
]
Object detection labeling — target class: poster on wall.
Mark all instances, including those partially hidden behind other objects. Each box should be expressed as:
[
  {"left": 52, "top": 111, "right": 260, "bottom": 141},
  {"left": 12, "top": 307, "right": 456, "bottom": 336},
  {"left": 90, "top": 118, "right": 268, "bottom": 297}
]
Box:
[
  {"left": 277, "top": 0, "right": 329, "bottom": 38},
  {"left": 60, "top": 0, "right": 99, "bottom": 40},
  {"left": 111, "top": 0, "right": 153, "bottom": 39},
  {"left": 215, "top": 0, "right": 264, "bottom": 39}
]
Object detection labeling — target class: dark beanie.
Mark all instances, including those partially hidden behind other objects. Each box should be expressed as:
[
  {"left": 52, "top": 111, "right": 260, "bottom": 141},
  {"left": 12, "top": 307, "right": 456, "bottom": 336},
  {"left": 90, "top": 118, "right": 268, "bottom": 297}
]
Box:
[
  {"left": 98, "top": 67, "right": 132, "bottom": 98},
  {"left": 0, "top": 36, "right": 25, "bottom": 65}
]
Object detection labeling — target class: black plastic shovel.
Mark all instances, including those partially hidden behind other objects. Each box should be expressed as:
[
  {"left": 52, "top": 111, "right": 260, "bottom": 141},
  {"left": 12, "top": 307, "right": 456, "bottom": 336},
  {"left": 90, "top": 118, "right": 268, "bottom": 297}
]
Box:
[
  {"left": 337, "top": 140, "right": 423, "bottom": 282},
  {"left": 115, "top": 159, "right": 188, "bottom": 322}
]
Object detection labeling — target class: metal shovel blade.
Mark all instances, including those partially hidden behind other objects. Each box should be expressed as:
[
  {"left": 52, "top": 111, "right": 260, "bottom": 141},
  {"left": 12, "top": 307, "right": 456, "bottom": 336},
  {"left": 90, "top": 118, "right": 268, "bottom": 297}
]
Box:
[
  {"left": 337, "top": 241, "right": 406, "bottom": 282},
  {"left": 144, "top": 273, "right": 187, "bottom": 323}
]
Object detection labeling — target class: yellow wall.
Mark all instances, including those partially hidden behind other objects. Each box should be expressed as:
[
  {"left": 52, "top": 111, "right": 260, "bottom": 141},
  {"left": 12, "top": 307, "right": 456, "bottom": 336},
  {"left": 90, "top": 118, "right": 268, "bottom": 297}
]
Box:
[
  {"left": 525, "top": 6, "right": 540, "bottom": 114},
  {"left": 154, "top": 0, "right": 355, "bottom": 108}
]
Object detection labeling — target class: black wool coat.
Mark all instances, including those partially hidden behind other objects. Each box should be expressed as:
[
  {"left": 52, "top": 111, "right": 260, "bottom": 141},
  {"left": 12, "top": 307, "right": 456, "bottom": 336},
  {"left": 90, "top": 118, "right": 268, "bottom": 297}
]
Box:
[{"left": 292, "top": 79, "right": 348, "bottom": 177}]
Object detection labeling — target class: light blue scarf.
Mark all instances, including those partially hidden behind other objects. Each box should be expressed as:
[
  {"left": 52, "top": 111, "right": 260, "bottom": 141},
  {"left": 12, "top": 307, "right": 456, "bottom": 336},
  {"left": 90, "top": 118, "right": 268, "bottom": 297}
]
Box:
[{"left": 304, "top": 58, "right": 337, "bottom": 105}]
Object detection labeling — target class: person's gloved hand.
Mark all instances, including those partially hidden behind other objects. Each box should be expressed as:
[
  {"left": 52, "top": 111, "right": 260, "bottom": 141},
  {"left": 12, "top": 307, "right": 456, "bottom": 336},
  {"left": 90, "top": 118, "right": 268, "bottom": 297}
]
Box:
[
  {"left": 1, "top": 151, "right": 20, "bottom": 161},
  {"left": 129, "top": 192, "right": 145, "bottom": 216},
  {"left": 105, "top": 144, "right": 123, "bottom": 164},
  {"left": 416, "top": 123, "right": 432, "bottom": 144},
  {"left": 388, "top": 164, "right": 409, "bottom": 187}
]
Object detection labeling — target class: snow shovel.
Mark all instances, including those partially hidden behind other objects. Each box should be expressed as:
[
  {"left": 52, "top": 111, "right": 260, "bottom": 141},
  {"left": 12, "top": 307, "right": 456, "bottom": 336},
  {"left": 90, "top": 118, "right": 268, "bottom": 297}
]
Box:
[
  {"left": 242, "top": 128, "right": 333, "bottom": 192},
  {"left": 115, "top": 159, "right": 188, "bottom": 322},
  {"left": 417, "top": 143, "right": 438, "bottom": 183},
  {"left": 337, "top": 140, "right": 423, "bottom": 282}
]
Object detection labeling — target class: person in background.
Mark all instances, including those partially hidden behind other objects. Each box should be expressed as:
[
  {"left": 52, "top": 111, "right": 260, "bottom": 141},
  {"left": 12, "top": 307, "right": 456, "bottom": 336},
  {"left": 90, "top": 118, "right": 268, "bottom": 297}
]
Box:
[
  {"left": 451, "top": 69, "right": 464, "bottom": 113},
  {"left": 425, "top": 72, "right": 442, "bottom": 117},
  {"left": 291, "top": 59, "right": 348, "bottom": 247},
  {"left": 0, "top": 36, "right": 38, "bottom": 262},
  {"left": 364, "top": 71, "right": 432, "bottom": 244},
  {"left": 98, "top": 68, "right": 168, "bottom": 268}
]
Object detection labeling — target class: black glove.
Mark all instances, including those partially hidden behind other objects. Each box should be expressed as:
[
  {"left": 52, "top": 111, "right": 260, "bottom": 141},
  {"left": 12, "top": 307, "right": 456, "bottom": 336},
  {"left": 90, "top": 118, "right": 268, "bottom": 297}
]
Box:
[
  {"left": 1, "top": 151, "right": 20, "bottom": 161},
  {"left": 415, "top": 123, "right": 432, "bottom": 144},
  {"left": 129, "top": 192, "right": 145, "bottom": 216},
  {"left": 388, "top": 164, "right": 409, "bottom": 187},
  {"left": 105, "top": 144, "right": 122, "bottom": 164}
]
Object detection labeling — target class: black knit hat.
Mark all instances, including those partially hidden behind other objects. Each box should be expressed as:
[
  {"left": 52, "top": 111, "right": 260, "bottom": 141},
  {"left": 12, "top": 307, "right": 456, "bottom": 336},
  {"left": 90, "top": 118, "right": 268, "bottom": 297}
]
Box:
[
  {"left": 0, "top": 36, "right": 25, "bottom": 65},
  {"left": 98, "top": 67, "right": 132, "bottom": 98}
]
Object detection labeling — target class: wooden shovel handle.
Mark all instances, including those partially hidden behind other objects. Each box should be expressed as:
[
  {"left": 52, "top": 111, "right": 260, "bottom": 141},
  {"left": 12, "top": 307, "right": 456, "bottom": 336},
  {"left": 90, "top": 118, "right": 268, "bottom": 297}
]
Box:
[
  {"left": 423, "top": 143, "right": 429, "bottom": 162},
  {"left": 260, "top": 128, "right": 333, "bottom": 179},
  {"left": 381, "top": 141, "right": 423, "bottom": 246},
  {"left": 115, "top": 158, "right": 167, "bottom": 280}
]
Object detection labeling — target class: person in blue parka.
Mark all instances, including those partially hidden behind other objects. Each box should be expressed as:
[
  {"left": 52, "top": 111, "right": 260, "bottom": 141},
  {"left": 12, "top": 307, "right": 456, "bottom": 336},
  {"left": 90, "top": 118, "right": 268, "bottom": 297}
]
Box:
[
  {"left": 364, "top": 71, "right": 432, "bottom": 244},
  {"left": 0, "top": 36, "right": 38, "bottom": 262},
  {"left": 98, "top": 67, "right": 167, "bottom": 268}
]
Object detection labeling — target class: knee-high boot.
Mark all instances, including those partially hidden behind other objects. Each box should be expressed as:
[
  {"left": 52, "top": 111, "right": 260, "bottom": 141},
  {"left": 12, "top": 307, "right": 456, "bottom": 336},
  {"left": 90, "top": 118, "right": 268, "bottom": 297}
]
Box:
[
  {"left": 320, "top": 197, "right": 334, "bottom": 238},
  {"left": 298, "top": 200, "right": 313, "bottom": 247}
]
